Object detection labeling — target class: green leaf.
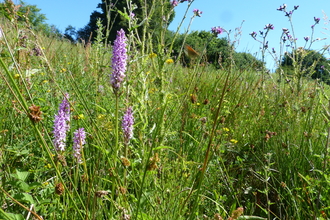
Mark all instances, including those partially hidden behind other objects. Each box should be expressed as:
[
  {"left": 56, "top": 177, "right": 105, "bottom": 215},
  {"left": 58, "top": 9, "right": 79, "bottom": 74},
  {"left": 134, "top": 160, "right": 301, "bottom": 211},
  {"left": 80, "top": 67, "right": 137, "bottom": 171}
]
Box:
[
  {"left": 0, "top": 211, "right": 24, "bottom": 220},
  {"left": 94, "top": 104, "right": 107, "bottom": 112},
  {"left": 237, "top": 216, "right": 267, "bottom": 220},
  {"left": 10, "top": 170, "right": 30, "bottom": 181},
  {"left": 153, "top": 146, "right": 174, "bottom": 151},
  {"left": 0, "top": 208, "right": 15, "bottom": 220},
  {"left": 13, "top": 192, "right": 35, "bottom": 204},
  {"left": 16, "top": 181, "right": 30, "bottom": 192},
  {"left": 117, "top": 9, "right": 130, "bottom": 21},
  {"left": 25, "top": 68, "right": 40, "bottom": 77}
]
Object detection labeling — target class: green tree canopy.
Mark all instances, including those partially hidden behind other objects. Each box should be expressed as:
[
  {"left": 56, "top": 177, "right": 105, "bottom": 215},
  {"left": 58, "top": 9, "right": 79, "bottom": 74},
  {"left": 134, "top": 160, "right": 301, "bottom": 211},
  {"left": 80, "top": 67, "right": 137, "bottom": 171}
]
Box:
[
  {"left": 77, "top": 0, "right": 174, "bottom": 43},
  {"left": 280, "top": 48, "right": 330, "bottom": 83},
  {"left": 18, "top": 0, "right": 47, "bottom": 28},
  {"left": 0, "top": 0, "right": 60, "bottom": 36},
  {"left": 233, "top": 52, "right": 265, "bottom": 71},
  {"left": 171, "top": 30, "right": 264, "bottom": 70}
]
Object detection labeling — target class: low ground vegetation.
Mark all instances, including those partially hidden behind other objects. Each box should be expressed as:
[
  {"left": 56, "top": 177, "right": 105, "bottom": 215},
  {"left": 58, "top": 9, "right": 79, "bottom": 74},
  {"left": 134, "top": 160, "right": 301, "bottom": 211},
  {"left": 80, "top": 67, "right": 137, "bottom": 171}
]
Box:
[{"left": 0, "top": 1, "right": 330, "bottom": 220}]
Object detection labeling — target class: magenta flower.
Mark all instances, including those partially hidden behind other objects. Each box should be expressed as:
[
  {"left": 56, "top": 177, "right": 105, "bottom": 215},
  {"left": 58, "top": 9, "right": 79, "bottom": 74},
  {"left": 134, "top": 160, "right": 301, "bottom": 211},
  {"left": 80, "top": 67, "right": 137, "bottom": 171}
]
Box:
[
  {"left": 285, "top": 11, "right": 293, "bottom": 17},
  {"left": 277, "top": 4, "right": 286, "bottom": 11},
  {"left": 170, "top": 0, "right": 178, "bottom": 6},
  {"left": 193, "top": 9, "right": 203, "bottom": 17},
  {"left": 264, "top": 24, "right": 274, "bottom": 30},
  {"left": 73, "top": 128, "right": 86, "bottom": 163},
  {"left": 110, "top": 29, "right": 128, "bottom": 93},
  {"left": 249, "top": 31, "right": 257, "bottom": 39},
  {"left": 211, "top": 26, "right": 223, "bottom": 36},
  {"left": 53, "top": 93, "right": 70, "bottom": 151},
  {"left": 304, "top": 36, "right": 309, "bottom": 42},
  {"left": 314, "top": 17, "right": 320, "bottom": 24},
  {"left": 122, "top": 107, "right": 134, "bottom": 144}
]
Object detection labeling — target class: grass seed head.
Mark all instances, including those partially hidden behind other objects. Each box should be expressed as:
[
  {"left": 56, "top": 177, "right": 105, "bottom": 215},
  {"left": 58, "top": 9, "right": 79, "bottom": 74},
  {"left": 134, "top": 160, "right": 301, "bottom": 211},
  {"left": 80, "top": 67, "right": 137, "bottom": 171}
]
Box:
[{"left": 55, "top": 182, "right": 65, "bottom": 196}]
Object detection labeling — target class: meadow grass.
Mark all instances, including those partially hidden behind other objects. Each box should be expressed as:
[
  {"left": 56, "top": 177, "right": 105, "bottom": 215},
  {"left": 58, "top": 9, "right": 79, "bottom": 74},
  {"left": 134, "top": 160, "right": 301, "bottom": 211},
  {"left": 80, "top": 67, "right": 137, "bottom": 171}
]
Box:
[{"left": 1, "top": 2, "right": 330, "bottom": 220}]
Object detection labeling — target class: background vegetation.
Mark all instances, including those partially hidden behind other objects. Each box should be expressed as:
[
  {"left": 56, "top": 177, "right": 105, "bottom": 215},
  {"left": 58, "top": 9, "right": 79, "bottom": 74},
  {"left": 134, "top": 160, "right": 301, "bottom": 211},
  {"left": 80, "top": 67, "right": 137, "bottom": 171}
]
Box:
[{"left": 0, "top": 0, "right": 330, "bottom": 219}]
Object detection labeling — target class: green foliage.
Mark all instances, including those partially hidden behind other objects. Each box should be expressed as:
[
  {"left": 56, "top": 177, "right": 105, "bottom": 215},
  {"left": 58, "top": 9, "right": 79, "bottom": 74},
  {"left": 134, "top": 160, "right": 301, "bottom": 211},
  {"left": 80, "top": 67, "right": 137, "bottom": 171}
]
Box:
[
  {"left": 280, "top": 48, "right": 330, "bottom": 84},
  {"left": 1, "top": 1, "right": 330, "bottom": 220},
  {"left": 18, "top": 0, "right": 47, "bottom": 29},
  {"left": 0, "top": 0, "right": 60, "bottom": 36},
  {"left": 233, "top": 52, "right": 265, "bottom": 71},
  {"left": 78, "top": 0, "right": 174, "bottom": 43},
  {"left": 63, "top": 25, "right": 77, "bottom": 42},
  {"left": 170, "top": 30, "right": 264, "bottom": 70}
]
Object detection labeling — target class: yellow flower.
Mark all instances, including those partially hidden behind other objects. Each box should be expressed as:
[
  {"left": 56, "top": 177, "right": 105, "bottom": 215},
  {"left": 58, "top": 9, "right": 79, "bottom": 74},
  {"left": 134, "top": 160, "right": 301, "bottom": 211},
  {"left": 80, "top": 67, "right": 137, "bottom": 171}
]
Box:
[
  {"left": 223, "top": 127, "right": 230, "bottom": 132},
  {"left": 230, "top": 139, "right": 238, "bottom": 144},
  {"left": 60, "top": 68, "right": 67, "bottom": 73},
  {"left": 105, "top": 122, "right": 113, "bottom": 131},
  {"left": 98, "top": 114, "right": 105, "bottom": 119},
  {"left": 149, "top": 53, "right": 157, "bottom": 59},
  {"left": 165, "top": 58, "right": 174, "bottom": 64},
  {"left": 78, "top": 114, "right": 84, "bottom": 119},
  {"left": 43, "top": 80, "right": 48, "bottom": 83},
  {"left": 14, "top": 74, "right": 20, "bottom": 79},
  {"left": 40, "top": 72, "right": 45, "bottom": 76}
]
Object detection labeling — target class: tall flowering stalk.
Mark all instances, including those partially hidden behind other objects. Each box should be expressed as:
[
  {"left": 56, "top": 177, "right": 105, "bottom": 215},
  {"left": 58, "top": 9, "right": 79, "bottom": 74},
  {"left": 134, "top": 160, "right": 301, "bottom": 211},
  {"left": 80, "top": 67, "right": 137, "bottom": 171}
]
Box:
[
  {"left": 73, "top": 128, "right": 86, "bottom": 163},
  {"left": 53, "top": 93, "right": 70, "bottom": 151},
  {"left": 110, "top": 29, "right": 128, "bottom": 165},
  {"left": 122, "top": 107, "right": 134, "bottom": 144},
  {"left": 110, "top": 28, "right": 128, "bottom": 94},
  {"left": 122, "top": 106, "right": 134, "bottom": 186}
]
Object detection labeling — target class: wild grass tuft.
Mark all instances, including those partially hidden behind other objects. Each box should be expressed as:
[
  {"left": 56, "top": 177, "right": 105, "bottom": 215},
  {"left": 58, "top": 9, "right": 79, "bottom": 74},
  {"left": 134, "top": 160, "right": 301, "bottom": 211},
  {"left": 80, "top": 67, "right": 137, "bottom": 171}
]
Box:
[{"left": 0, "top": 1, "right": 330, "bottom": 220}]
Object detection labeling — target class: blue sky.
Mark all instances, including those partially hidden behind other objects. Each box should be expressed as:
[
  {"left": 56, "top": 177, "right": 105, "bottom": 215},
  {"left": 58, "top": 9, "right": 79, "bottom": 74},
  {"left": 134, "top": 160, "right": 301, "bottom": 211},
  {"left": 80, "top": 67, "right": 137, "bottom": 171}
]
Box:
[{"left": 10, "top": 0, "right": 330, "bottom": 70}]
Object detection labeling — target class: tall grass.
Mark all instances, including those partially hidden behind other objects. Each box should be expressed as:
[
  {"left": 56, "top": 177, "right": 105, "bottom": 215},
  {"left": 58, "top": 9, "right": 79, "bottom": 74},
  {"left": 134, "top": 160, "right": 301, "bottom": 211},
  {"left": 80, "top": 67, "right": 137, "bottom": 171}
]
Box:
[{"left": 0, "top": 1, "right": 330, "bottom": 220}]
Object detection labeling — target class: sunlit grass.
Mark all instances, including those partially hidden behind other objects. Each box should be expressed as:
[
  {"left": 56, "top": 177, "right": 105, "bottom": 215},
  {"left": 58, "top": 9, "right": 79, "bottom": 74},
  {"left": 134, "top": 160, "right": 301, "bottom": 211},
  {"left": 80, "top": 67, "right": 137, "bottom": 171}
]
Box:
[{"left": 1, "top": 2, "right": 330, "bottom": 220}]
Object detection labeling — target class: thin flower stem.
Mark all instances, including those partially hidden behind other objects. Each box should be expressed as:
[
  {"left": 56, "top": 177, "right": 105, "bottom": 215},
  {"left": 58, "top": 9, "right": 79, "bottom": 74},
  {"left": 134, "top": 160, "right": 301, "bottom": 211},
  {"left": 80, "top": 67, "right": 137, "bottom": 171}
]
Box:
[
  {"left": 124, "top": 142, "right": 128, "bottom": 186},
  {"left": 115, "top": 94, "right": 119, "bottom": 162},
  {"left": 176, "top": 14, "right": 196, "bottom": 64},
  {"left": 0, "top": 187, "right": 43, "bottom": 220},
  {"left": 168, "top": 0, "right": 194, "bottom": 58},
  {"left": 1, "top": 56, "right": 86, "bottom": 218},
  {"left": 183, "top": 56, "right": 234, "bottom": 218}
]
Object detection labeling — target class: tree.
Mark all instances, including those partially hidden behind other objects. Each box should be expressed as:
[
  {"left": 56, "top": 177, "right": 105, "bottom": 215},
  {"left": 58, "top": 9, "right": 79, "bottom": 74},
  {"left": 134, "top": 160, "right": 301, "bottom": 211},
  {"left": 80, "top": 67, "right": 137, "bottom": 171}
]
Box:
[
  {"left": 171, "top": 30, "right": 264, "bottom": 70},
  {"left": 0, "top": 0, "right": 60, "bottom": 36},
  {"left": 170, "top": 30, "right": 230, "bottom": 67},
  {"left": 280, "top": 48, "right": 330, "bottom": 83},
  {"left": 77, "top": 0, "right": 174, "bottom": 43},
  {"left": 64, "top": 25, "right": 77, "bottom": 42},
  {"left": 233, "top": 52, "right": 265, "bottom": 71},
  {"left": 18, "top": 0, "right": 47, "bottom": 29}
]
